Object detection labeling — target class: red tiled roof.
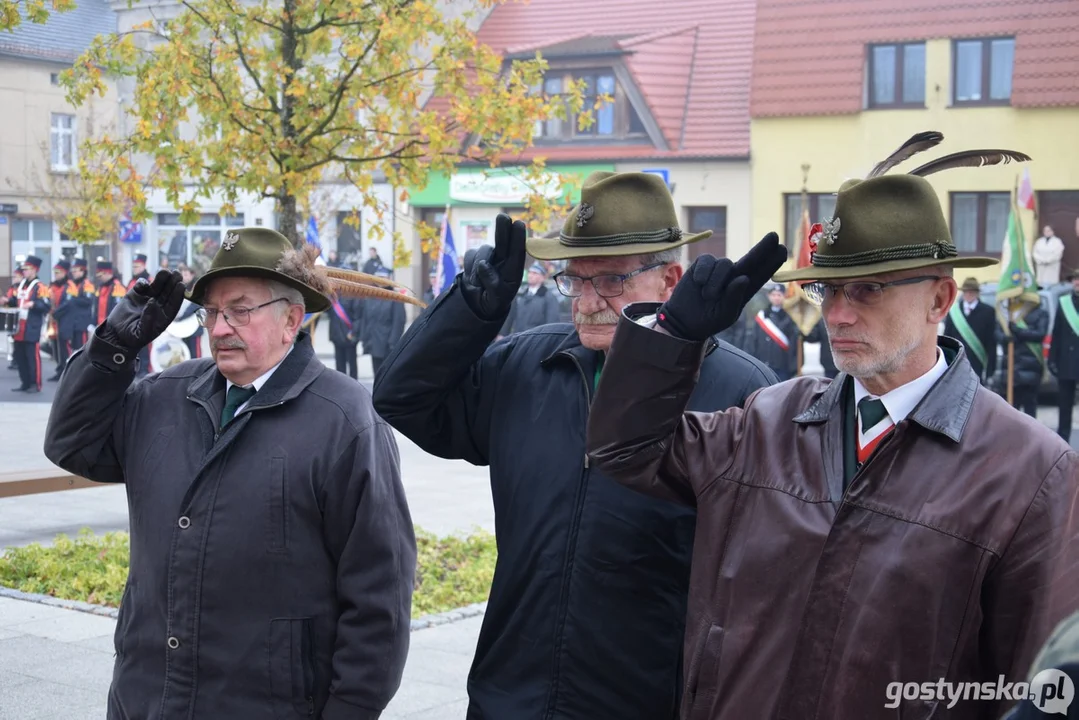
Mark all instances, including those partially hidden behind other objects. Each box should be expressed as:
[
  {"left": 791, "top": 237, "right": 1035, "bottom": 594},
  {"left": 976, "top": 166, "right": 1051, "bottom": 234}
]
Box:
[
  {"left": 751, "top": 0, "right": 1079, "bottom": 117},
  {"left": 435, "top": 0, "right": 757, "bottom": 159}
]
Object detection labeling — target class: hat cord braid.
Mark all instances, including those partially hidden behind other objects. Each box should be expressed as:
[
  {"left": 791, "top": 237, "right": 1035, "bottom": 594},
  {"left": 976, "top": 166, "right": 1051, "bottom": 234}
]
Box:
[
  {"left": 559, "top": 227, "right": 682, "bottom": 247},
  {"left": 812, "top": 241, "right": 959, "bottom": 267}
]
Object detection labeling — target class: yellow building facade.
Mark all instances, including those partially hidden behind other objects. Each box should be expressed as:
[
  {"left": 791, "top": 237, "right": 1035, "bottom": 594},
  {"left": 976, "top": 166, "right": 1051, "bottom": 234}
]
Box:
[{"left": 751, "top": 37, "right": 1079, "bottom": 285}]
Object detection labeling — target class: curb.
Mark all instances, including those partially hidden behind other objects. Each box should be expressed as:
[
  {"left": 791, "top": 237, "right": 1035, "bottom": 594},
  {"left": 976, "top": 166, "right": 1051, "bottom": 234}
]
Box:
[{"left": 0, "top": 584, "right": 485, "bottom": 631}]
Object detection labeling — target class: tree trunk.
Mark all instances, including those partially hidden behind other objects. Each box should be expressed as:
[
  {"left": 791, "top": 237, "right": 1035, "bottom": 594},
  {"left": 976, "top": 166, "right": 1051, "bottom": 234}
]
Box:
[
  {"left": 277, "top": 0, "right": 302, "bottom": 247},
  {"left": 278, "top": 193, "right": 300, "bottom": 246}
]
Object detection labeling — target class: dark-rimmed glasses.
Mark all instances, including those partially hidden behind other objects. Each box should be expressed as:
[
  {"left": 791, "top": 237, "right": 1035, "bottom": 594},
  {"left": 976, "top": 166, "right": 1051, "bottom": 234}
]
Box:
[
  {"left": 801, "top": 276, "right": 944, "bottom": 307},
  {"left": 553, "top": 262, "right": 668, "bottom": 298},
  {"left": 196, "top": 298, "right": 288, "bottom": 328}
]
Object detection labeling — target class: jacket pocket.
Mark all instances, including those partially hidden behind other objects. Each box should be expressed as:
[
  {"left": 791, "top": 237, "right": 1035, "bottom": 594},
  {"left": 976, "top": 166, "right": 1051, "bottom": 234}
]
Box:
[
  {"left": 268, "top": 456, "right": 288, "bottom": 553},
  {"left": 686, "top": 623, "right": 725, "bottom": 720},
  {"left": 268, "top": 617, "right": 315, "bottom": 719}
]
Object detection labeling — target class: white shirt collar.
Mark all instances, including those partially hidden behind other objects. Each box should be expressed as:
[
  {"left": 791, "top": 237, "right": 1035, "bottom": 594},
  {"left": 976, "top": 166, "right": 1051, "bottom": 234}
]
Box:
[
  {"left": 963, "top": 299, "right": 977, "bottom": 311},
  {"left": 225, "top": 343, "right": 294, "bottom": 411},
  {"left": 852, "top": 348, "right": 948, "bottom": 426}
]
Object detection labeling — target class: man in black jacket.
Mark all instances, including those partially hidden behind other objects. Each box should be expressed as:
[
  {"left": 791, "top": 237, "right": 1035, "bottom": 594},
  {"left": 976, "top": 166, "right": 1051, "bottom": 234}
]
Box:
[
  {"left": 943, "top": 277, "right": 997, "bottom": 384},
  {"left": 745, "top": 283, "right": 799, "bottom": 380},
  {"left": 372, "top": 171, "right": 777, "bottom": 720},
  {"left": 1049, "top": 271, "right": 1079, "bottom": 442},
  {"left": 999, "top": 303, "right": 1049, "bottom": 418}
]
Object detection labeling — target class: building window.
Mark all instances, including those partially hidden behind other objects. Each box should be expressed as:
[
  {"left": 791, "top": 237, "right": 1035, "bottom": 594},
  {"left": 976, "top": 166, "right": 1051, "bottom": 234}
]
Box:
[
  {"left": 685, "top": 207, "right": 727, "bottom": 261},
  {"left": 953, "top": 37, "right": 1014, "bottom": 105},
  {"left": 335, "top": 211, "right": 363, "bottom": 268},
  {"left": 156, "top": 212, "right": 245, "bottom": 276},
  {"left": 532, "top": 69, "right": 648, "bottom": 142},
  {"left": 784, "top": 193, "right": 838, "bottom": 250},
  {"left": 50, "top": 113, "right": 76, "bottom": 172},
  {"left": 950, "top": 192, "right": 1010, "bottom": 255},
  {"left": 868, "top": 42, "right": 926, "bottom": 107}
]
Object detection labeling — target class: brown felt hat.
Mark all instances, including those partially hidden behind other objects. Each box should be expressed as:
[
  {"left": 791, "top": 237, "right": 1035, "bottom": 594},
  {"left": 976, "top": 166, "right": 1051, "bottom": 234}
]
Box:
[
  {"left": 185, "top": 227, "right": 332, "bottom": 313},
  {"left": 961, "top": 277, "right": 981, "bottom": 292},
  {"left": 526, "top": 171, "right": 711, "bottom": 260},
  {"left": 773, "top": 174, "right": 998, "bottom": 282}
]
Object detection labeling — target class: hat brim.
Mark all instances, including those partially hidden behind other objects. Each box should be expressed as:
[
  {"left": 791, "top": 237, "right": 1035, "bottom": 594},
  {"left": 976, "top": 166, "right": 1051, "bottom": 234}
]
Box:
[
  {"left": 185, "top": 266, "right": 331, "bottom": 313},
  {"left": 525, "top": 230, "right": 712, "bottom": 260},
  {"left": 772, "top": 255, "right": 999, "bottom": 282}
]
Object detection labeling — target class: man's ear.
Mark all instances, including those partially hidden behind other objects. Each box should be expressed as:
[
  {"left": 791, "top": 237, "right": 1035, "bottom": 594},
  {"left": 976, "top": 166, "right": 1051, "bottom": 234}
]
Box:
[
  {"left": 929, "top": 278, "right": 957, "bottom": 323},
  {"left": 661, "top": 264, "right": 684, "bottom": 300},
  {"left": 285, "top": 304, "right": 305, "bottom": 340}
]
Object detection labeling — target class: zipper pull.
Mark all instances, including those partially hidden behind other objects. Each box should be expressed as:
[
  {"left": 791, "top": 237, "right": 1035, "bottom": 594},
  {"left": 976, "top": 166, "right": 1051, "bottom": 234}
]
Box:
[{"left": 584, "top": 453, "right": 590, "bottom": 469}]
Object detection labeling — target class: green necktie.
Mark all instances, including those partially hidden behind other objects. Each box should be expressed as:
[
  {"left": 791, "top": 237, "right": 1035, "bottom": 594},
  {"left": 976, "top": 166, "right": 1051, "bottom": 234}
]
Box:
[
  {"left": 857, "top": 397, "right": 890, "bottom": 430},
  {"left": 221, "top": 385, "right": 257, "bottom": 427}
]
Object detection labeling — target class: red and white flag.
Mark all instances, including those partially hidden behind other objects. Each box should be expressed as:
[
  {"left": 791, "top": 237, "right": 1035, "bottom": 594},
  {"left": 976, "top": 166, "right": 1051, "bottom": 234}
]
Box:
[{"left": 1017, "top": 167, "right": 1035, "bottom": 211}]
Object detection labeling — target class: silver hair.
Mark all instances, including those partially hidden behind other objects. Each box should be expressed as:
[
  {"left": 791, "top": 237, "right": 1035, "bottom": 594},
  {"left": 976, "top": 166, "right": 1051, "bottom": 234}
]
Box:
[
  {"left": 264, "top": 279, "right": 305, "bottom": 315},
  {"left": 636, "top": 248, "right": 683, "bottom": 267}
]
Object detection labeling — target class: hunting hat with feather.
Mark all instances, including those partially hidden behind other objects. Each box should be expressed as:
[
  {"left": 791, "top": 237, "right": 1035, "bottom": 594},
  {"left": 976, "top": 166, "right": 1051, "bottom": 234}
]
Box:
[
  {"left": 773, "top": 131, "right": 1031, "bottom": 282},
  {"left": 186, "top": 228, "right": 426, "bottom": 313}
]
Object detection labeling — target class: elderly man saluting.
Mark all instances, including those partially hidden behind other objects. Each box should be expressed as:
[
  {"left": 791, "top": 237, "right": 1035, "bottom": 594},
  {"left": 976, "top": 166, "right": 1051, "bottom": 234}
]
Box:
[
  {"left": 586, "top": 136, "right": 1079, "bottom": 720},
  {"left": 44, "top": 228, "right": 416, "bottom": 720},
  {"left": 373, "top": 171, "right": 776, "bottom": 719}
]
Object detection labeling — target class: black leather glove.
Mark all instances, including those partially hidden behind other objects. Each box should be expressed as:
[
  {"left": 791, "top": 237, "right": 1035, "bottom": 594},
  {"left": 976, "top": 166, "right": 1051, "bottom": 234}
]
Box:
[
  {"left": 459, "top": 213, "right": 527, "bottom": 321},
  {"left": 657, "top": 232, "right": 788, "bottom": 342},
  {"left": 99, "top": 270, "right": 186, "bottom": 351}
]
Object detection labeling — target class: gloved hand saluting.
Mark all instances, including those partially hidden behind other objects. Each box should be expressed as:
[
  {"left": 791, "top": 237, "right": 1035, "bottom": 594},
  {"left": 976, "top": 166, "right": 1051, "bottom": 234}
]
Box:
[
  {"left": 99, "top": 270, "right": 186, "bottom": 352},
  {"left": 657, "top": 232, "right": 789, "bottom": 342},
  {"left": 460, "top": 212, "right": 528, "bottom": 321}
]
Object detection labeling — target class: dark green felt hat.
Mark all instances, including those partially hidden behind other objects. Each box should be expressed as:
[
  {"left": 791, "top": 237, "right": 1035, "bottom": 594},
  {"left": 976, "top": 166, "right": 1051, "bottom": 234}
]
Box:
[
  {"left": 526, "top": 171, "right": 711, "bottom": 260},
  {"left": 773, "top": 131, "right": 1029, "bottom": 282},
  {"left": 185, "top": 227, "right": 332, "bottom": 312}
]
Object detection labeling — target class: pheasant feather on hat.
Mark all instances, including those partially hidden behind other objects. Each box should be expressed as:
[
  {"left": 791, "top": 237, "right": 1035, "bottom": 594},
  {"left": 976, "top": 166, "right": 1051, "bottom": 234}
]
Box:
[{"left": 772, "top": 131, "right": 1031, "bottom": 283}]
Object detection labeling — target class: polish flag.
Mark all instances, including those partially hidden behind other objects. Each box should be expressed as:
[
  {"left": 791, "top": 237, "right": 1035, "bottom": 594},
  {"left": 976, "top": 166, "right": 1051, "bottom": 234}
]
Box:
[{"left": 1018, "top": 167, "right": 1035, "bottom": 211}]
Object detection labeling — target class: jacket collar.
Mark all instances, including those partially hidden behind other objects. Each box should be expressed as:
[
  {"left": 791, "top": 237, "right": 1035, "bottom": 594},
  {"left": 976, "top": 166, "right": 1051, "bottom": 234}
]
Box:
[
  {"left": 187, "top": 330, "right": 323, "bottom": 412},
  {"left": 539, "top": 315, "right": 719, "bottom": 369},
  {"left": 793, "top": 336, "right": 976, "bottom": 443}
]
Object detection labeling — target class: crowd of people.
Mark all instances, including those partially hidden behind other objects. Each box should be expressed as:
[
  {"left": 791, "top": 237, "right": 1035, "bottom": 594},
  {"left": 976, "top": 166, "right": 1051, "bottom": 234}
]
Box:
[{"left": 28, "top": 137, "right": 1079, "bottom": 720}]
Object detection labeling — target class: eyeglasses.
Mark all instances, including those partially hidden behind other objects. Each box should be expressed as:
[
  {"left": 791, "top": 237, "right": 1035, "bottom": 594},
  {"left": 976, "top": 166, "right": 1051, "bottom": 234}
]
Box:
[
  {"left": 196, "top": 298, "right": 288, "bottom": 328},
  {"left": 553, "top": 262, "right": 667, "bottom": 298},
  {"left": 801, "top": 276, "right": 944, "bottom": 307}
]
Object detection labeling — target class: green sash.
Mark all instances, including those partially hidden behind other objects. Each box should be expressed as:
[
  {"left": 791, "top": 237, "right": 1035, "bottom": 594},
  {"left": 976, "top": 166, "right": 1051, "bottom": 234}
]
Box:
[
  {"left": 1060, "top": 294, "right": 1079, "bottom": 338},
  {"left": 947, "top": 302, "right": 988, "bottom": 369},
  {"left": 1014, "top": 318, "right": 1045, "bottom": 368}
]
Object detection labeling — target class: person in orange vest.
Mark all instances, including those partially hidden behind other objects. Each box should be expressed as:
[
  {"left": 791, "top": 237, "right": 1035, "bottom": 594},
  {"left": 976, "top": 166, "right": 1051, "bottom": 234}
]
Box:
[
  {"left": 126, "top": 253, "right": 152, "bottom": 376},
  {"left": 47, "top": 259, "right": 78, "bottom": 381},
  {"left": 4, "top": 264, "right": 24, "bottom": 370},
  {"left": 93, "top": 260, "right": 127, "bottom": 332},
  {"left": 5, "top": 255, "right": 51, "bottom": 392}
]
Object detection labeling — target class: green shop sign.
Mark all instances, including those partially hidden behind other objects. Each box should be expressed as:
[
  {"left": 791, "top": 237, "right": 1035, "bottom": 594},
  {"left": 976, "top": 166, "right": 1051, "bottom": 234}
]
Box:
[{"left": 406, "top": 163, "right": 615, "bottom": 207}]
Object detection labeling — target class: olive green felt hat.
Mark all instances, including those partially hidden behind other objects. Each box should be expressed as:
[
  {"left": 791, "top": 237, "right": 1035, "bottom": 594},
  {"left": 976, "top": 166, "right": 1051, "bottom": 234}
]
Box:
[
  {"left": 773, "top": 131, "right": 1029, "bottom": 282},
  {"left": 185, "top": 227, "right": 332, "bottom": 313},
  {"left": 526, "top": 171, "right": 711, "bottom": 260}
]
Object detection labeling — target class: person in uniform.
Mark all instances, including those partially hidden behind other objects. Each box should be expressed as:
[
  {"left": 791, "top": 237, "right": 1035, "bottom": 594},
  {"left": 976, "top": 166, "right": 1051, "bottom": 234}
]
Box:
[
  {"left": 127, "top": 253, "right": 152, "bottom": 376},
  {"left": 998, "top": 302, "right": 1049, "bottom": 418},
  {"left": 5, "top": 255, "right": 51, "bottom": 393},
  {"left": 47, "top": 260, "right": 78, "bottom": 381},
  {"left": 745, "top": 282, "right": 799, "bottom": 380},
  {"left": 1049, "top": 270, "right": 1079, "bottom": 442},
  {"left": 372, "top": 171, "right": 776, "bottom": 720},
  {"left": 359, "top": 266, "right": 405, "bottom": 377},
  {"left": 44, "top": 228, "right": 416, "bottom": 720},
  {"left": 943, "top": 277, "right": 997, "bottom": 385},
  {"left": 67, "top": 258, "right": 97, "bottom": 352},
  {"left": 5, "top": 263, "right": 25, "bottom": 369},
  {"left": 500, "top": 261, "right": 561, "bottom": 335},
  {"left": 585, "top": 136, "right": 1079, "bottom": 720},
  {"left": 94, "top": 260, "right": 127, "bottom": 332}
]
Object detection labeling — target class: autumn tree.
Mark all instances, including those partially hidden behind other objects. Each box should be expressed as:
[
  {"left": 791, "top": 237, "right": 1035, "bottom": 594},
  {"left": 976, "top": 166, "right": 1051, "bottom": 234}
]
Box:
[
  {"left": 59, "top": 0, "right": 591, "bottom": 264},
  {"left": 1, "top": 0, "right": 75, "bottom": 32}
]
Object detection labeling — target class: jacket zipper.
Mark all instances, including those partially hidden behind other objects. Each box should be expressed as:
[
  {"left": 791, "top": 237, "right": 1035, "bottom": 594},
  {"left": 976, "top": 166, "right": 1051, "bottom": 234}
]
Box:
[{"left": 543, "top": 353, "right": 594, "bottom": 719}]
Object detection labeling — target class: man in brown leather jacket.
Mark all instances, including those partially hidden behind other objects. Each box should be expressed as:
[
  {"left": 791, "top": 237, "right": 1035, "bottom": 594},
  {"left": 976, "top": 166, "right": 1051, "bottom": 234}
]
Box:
[{"left": 586, "top": 138, "right": 1079, "bottom": 720}]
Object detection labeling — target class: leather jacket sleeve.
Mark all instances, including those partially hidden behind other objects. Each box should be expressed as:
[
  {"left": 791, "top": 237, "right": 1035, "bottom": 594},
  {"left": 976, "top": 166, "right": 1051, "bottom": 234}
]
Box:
[
  {"left": 585, "top": 305, "right": 748, "bottom": 507},
  {"left": 981, "top": 449, "right": 1079, "bottom": 720}
]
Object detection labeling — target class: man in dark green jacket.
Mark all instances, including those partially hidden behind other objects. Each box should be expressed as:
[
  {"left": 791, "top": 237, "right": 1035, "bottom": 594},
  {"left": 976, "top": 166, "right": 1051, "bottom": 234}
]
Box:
[{"left": 373, "top": 171, "right": 777, "bottom": 720}]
